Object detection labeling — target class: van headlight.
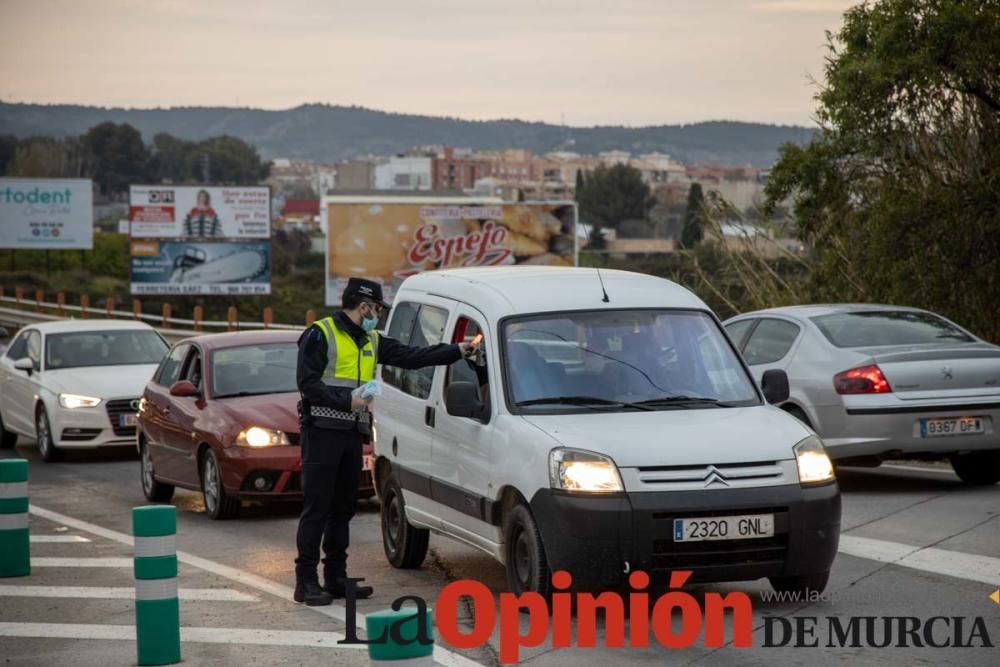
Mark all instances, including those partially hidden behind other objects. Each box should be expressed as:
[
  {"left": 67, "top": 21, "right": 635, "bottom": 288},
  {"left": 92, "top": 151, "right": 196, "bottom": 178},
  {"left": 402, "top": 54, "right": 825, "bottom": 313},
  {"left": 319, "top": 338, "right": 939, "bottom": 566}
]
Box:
[
  {"left": 794, "top": 436, "right": 835, "bottom": 485},
  {"left": 549, "top": 448, "right": 623, "bottom": 493},
  {"left": 59, "top": 393, "right": 102, "bottom": 409},
  {"left": 236, "top": 426, "right": 290, "bottom": 448}
]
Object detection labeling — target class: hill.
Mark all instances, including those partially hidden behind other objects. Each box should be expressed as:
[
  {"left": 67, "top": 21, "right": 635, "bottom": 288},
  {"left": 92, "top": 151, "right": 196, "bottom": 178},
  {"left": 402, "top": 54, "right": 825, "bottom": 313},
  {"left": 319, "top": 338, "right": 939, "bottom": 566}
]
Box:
[{"left": 0, "top": 102, "right": 815, "bottom": 166}]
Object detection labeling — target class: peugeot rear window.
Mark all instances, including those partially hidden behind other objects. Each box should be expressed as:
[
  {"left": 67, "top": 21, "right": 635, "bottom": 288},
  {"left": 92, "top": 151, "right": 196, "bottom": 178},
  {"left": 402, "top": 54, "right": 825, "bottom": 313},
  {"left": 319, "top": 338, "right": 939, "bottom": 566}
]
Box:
[{"left": 811, "top": 311, "right": 972, "bottom": 348}]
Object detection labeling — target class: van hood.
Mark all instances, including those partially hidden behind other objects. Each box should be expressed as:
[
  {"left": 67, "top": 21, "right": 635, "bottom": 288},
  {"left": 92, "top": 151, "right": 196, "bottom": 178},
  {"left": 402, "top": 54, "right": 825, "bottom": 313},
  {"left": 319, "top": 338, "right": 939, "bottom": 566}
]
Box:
[
  {"left": 44, "top": 364, "right": 159, "bottom": 400},
  {"left": 521, "top": 406, "right": 811, "bottom": 467}
]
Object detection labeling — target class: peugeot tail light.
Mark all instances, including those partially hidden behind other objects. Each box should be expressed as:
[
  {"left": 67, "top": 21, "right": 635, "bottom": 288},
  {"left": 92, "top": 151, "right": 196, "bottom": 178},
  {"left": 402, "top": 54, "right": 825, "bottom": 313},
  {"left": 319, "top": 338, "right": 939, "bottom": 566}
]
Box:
[{"left": 834, "top": 364, "right": 891, "bottom": 394}]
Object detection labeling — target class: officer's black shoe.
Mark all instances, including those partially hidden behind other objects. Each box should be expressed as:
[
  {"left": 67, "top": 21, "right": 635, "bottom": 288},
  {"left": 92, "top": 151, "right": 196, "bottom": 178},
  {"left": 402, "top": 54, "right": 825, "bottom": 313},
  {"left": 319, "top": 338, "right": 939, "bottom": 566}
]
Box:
[
  {"left": 325, "top": 577, "right": 374, "bottom": 599},
  {"left": 294, "top": 579, "right": 333, "bottom": 606}
]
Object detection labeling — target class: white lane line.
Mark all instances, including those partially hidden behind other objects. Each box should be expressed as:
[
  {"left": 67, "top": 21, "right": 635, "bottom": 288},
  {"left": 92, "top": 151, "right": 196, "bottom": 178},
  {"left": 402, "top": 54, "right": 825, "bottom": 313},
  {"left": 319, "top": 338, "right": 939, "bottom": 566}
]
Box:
[
  {"left": 839, "top": 534, "right": 1000, "bottom": 585},
  {"left": 31, "top": 557, "right": 133, "bottom": 568},
  {"left": 0, "top": 585, "right": 259, "bottom": 602},
  {"left": 0, "top": 622, "right": 361, "bottom": 649},
  {"left": 881, "top": 464, "right": 956, "bottom": 475},
  {"left": 30, "top": 535, "right": 91, "bottom": 543},
  {"left": 28, "top": 505, "right": 481, "bottom": 667}
]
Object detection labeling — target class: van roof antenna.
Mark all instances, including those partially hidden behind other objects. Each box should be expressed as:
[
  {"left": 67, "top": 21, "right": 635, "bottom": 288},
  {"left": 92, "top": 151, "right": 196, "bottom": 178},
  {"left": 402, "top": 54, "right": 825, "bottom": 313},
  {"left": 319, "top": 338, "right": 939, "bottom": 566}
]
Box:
[{"left": 596, "top": 268, "right": 610, "bottom": 303}]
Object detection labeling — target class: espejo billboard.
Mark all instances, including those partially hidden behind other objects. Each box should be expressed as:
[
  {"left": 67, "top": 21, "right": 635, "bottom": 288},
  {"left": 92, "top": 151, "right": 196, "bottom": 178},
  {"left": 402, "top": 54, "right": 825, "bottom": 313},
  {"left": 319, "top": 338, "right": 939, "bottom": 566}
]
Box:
[
  {"left": 0, "top": 178, "right": 94, "bottom": 249},
  {"left": 130, "top": 240, "right": 271, "bottom": 295},
  {"left": 323, "top": 198, "right": 577, "bottom": 305},
  {"left": 128, "top": 185, "right": 270, "bottom": 238}
]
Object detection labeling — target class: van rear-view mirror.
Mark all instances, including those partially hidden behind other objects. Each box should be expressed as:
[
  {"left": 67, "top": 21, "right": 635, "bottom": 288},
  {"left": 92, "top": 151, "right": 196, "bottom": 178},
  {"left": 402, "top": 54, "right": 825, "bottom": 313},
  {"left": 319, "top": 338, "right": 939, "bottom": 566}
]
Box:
[
  {"left": 445, "top": 381, "right": 487, "bottom": 421},
  {"left": 761, "top": 369, "right": 790, "bottom": 404}
]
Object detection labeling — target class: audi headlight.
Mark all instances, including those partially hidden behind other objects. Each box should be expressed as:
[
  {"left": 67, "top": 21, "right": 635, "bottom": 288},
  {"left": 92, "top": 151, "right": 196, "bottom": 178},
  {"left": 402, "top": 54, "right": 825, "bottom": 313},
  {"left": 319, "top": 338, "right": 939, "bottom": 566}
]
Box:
[
  {"left": 794, "top": 435, "right": 835, "bottom": 485},
  {"left": 236, "top": 426, "right": 290, "bottom": 448},
  {"left": 549, "top": 448, "right": 623, "bottom": 493},
  {"left": 59, "top": 393, "right": 102, "bottom": 409}
]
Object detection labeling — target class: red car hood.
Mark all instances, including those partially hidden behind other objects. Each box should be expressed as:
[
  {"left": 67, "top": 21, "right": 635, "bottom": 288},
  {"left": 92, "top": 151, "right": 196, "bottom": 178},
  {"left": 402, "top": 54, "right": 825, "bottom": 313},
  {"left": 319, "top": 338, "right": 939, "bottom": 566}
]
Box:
[{"left": 217, "top": 391, "right": 300, "bottom": 435}]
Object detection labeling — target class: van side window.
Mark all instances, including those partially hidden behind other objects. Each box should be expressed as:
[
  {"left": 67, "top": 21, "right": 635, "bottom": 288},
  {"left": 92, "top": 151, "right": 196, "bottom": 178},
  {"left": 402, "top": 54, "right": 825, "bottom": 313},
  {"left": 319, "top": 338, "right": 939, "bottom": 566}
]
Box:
[
  {"left": 743, "top": 319, "right": 800, "bottom": 365},
  {"left": 446, "top": 317, "right": 490, "bottom": 421},
  {"left": 383, "top": 302, "right": 448, "bottom": 400}
]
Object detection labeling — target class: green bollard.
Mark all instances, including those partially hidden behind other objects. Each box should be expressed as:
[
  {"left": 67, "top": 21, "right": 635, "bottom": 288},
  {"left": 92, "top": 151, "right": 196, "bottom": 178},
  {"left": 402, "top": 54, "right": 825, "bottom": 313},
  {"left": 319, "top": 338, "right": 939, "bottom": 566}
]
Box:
[
  {"left": 366, "top": 607, "right": 435, "bottom": 666},
  {"left": 0, "top": 459, "right": 30, "bottom": 578},
  {"left": 133, "top": 505, "right": 180, "bottom": 666}
]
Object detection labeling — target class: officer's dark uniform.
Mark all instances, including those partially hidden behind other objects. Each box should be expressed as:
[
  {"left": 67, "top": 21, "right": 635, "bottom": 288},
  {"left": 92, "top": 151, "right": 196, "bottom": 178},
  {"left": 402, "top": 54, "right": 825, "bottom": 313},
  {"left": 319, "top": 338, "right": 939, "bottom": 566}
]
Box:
[{"left": 294, "top": 280, "right": 461, "bottom": 600}]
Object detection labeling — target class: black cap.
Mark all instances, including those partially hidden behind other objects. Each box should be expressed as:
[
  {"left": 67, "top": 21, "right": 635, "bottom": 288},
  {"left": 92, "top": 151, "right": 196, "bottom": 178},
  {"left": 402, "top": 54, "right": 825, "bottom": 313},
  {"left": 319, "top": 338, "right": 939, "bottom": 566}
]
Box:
[{"left": 344, "top": 277, "right": 390, "bottom": 309}]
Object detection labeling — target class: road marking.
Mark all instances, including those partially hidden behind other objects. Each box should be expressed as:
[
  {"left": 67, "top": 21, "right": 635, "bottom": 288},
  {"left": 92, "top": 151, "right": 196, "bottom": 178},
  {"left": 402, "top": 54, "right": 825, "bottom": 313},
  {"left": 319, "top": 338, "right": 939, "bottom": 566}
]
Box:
[
  {"left": 0, "top": 622, "right": 361, "bottom": 649},
  {"left": 30, "top": 535, "right": 91, "bottom": 543},
  {"left": 31, "top": 557, "right": 133, "bottom": 568},
  {"left": 839, "top": 534, "right": 1000, "bottom": 585},
  {"left": 881, "top": 464, "right": 956, "bottom": 475},
  {"left": 28, "top": 505, "right": 481, "bottom": 667},
  {"left": 0, "top": 585, "right": 259, "bottom": 602}
]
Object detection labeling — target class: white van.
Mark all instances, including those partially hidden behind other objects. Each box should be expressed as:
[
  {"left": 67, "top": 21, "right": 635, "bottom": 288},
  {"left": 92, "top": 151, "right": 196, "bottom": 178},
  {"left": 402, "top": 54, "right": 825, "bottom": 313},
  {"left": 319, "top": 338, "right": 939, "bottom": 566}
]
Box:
[{"left": 372, "top": 267, "right": 840, "bottom": 595}]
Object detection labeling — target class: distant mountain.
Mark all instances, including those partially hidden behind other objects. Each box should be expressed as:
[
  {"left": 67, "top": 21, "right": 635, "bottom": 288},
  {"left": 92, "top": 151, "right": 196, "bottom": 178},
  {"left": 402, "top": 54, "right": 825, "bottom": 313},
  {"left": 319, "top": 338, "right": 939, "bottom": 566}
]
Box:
[{"left": 0, "top": 102, "right": 815, "bottom": 166}]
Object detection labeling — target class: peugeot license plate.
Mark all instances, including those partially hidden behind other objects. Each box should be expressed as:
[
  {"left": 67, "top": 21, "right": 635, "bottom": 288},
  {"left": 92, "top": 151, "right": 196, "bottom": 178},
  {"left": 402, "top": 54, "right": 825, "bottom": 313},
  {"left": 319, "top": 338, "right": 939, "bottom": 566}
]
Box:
[
  {"left": 119, "top": 413, "right": 138, "bottom": 427},
  {"left": 920, "top": 417, "right": 984, "bottom": 438},
  {"left": 674, "top": 514, "right": 774, "bottom": 542}
]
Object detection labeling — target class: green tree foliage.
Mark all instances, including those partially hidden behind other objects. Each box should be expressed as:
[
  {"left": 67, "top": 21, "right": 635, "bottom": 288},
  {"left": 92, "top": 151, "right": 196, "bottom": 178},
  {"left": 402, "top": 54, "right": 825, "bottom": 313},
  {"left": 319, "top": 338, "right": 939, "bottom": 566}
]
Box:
[
  {"left": 766, "top": 0, "right": 1000, "bottom": 341},
  {"left": 576, "top": 163, "right": 655, "bottom": 246},
  {"left": 83, "top": 122, "right": 150, "bottom": 196},
  {"left": 681, "top": 183, "right": 705, "bottom": 248}
]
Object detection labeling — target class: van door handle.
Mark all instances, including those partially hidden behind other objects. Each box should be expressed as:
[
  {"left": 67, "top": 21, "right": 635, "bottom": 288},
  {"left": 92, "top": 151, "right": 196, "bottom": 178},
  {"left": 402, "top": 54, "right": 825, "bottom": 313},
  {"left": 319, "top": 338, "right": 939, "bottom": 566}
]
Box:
[{"left": 425, "top": 406, "right": 435, "bottom": 428}]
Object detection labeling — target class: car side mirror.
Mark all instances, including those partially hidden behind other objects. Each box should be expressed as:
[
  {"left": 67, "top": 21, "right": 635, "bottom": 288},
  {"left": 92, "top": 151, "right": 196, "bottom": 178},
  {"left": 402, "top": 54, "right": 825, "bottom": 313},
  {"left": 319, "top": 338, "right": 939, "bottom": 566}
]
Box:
[
  {"left": 169, "top": 380, "right": 199, "bottom": 397},
  {"left": 445, "top": 381, "right": 487, "bottom": 421},
  {"left": 13, "top": 357, "right": 34, "bottom": 374},
  {"left": 761, "top": 369, "right": 790, "bottom": 404}
]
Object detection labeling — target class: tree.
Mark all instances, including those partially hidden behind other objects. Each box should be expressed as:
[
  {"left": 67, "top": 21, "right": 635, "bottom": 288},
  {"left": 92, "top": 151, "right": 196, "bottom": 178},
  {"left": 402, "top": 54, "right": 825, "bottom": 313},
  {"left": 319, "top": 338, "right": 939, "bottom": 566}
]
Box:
[
  {"left": 766, "top": 0, "right": 1000, "bottom": 342},
  {"left": 82, "top": 122, "right": 150, "bottom": 196},
  {"left": 575, "top": 163, "right": 654, "bottom": 246},
  {"left": 681, "top": 183, "right": 705, "bottom": 248}
]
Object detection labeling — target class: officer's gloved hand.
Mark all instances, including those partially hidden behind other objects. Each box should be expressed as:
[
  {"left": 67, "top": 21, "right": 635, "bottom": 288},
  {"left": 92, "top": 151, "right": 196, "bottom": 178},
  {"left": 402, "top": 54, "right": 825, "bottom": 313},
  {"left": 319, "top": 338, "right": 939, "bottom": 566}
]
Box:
[{"left": 350, "top": 393, "right": 372, "bottom": 412}]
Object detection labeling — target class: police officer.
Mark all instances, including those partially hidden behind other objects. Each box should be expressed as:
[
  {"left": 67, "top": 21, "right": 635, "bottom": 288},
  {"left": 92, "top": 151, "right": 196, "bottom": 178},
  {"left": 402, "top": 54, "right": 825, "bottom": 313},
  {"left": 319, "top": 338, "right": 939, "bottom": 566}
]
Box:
[{"left": 294, "top": 277, "right": 474, "bottom": 606}]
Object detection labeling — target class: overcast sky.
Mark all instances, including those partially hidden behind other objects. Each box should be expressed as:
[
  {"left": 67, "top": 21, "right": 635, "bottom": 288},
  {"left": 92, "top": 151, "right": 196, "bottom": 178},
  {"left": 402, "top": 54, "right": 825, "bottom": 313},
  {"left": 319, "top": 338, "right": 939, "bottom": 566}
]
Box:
[{"left": 0, "top": 0, "right": 856, "bottom": 127}]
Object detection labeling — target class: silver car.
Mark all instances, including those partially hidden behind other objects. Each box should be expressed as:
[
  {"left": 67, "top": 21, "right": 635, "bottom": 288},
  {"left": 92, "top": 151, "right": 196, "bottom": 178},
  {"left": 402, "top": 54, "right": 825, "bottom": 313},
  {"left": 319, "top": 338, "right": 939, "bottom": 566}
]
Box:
[{"left": 723, "top": 305, "right": 1000, "bottom": 485}]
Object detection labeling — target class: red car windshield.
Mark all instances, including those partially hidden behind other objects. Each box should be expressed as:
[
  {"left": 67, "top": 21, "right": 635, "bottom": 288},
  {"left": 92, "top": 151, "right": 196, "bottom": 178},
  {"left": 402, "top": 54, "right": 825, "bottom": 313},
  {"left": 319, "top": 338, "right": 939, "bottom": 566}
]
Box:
[{"left": 212, "top": 343, "right": 298, "bottom": 398}]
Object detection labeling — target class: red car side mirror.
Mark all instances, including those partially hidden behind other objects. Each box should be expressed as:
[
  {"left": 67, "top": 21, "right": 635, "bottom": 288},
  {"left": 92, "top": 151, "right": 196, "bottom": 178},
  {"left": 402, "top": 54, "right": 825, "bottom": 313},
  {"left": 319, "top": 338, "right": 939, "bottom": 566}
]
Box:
[{"left": 169, "top": 380, "right": 199, "bottom": 397}]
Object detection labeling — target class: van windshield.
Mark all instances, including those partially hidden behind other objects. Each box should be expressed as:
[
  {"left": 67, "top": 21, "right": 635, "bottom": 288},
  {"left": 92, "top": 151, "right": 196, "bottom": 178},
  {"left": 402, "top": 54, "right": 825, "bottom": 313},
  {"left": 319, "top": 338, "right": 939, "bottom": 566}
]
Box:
[{"left": 503, "top": 310, "right": 760, "bottom": 412}]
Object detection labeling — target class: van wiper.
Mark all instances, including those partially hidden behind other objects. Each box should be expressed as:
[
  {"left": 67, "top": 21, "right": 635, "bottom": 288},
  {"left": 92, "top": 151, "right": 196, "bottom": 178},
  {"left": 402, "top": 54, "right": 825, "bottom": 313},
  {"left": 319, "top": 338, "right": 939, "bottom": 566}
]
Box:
[
  {"left": 634, "top": 396, "right": 735, "bottom": 408},
  {"left": 516, "top": 395, "right": 654, "bottom": 411}
]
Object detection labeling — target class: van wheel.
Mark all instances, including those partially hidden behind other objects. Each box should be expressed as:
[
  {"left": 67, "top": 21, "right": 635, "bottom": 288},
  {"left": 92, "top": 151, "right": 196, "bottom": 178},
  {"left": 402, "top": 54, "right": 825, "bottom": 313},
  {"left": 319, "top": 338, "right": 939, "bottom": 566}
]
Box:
[
  {"left": 950, "top": 451, "right": 1000, "bottom": 485},
  {"left": 503, "top": 504, "right": 550, "bottom": 597},
  {"left": 36, "top": 406, "right": 63, "bottom": 462},
  {"left": 768, "top": 570, "right": 830, "bottom": 596},
  {"left": 380, "top": 473, "right": 428, "bottom": 568},
  {"left": 0, "top": 409, "right": 17, "bottom": 449},
  {"left": 140, "top": 438, "right": 174, "bottom": 502}
]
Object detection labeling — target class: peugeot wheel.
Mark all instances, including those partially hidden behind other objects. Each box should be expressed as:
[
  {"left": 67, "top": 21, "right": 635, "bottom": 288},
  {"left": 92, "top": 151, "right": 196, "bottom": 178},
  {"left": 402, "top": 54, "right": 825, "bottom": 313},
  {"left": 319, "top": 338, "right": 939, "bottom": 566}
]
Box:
[
  {"left": 951, "top": 451, "right": 1000, "bottom": 485},
  {"left": 36, "top": 405, "right": 63, "bottom": 462},
  {"left": 201, "top": 449, "right": 239, "bottom": 519},
  {"left": 140, "top": 437, "right": 174, "bottom": 502},
  {"left": 380, "top": 473, "right": 429, "bottom": 568},
  {"left": 0, "top": 409, "right": 17, "bottom": 449}
]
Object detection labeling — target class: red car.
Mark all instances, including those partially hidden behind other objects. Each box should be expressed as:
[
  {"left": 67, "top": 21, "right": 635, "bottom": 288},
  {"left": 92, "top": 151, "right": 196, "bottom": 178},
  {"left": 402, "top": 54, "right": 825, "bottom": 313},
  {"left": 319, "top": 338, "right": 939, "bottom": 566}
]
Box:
[{"left": 136, "top": 330, "right": 374, "bottom": 519}]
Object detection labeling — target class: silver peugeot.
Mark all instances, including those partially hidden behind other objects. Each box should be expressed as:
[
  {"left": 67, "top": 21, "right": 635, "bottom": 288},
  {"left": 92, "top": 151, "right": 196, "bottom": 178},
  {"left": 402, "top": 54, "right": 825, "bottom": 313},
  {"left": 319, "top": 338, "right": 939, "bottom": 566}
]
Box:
[{"left": 723, "top": 305, "right": 1000, "bottom": 485}]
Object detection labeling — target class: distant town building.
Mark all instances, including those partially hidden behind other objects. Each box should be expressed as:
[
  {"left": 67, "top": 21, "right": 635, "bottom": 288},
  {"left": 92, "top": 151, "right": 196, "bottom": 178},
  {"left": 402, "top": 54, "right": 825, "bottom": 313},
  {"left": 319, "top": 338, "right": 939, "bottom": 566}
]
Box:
[{"left": 374, "top": 155, "right": 433, "bottom": 190}]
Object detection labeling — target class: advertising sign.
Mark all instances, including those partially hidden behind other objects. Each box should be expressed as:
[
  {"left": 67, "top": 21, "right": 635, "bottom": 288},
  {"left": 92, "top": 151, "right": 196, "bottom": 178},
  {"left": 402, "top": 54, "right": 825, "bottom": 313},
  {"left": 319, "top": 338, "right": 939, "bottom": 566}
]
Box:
[
  {"left": 130, "top": 240, "right": 271, "bottom": 295},
  {"left": 324, "top": 199, "right": 577, "bottom": 305},
  {"left": 0, "top": 178, "right": 94, "bottom": 249},
  {"left": 129, "top": 185, "right": 270, "bottom": 239}
]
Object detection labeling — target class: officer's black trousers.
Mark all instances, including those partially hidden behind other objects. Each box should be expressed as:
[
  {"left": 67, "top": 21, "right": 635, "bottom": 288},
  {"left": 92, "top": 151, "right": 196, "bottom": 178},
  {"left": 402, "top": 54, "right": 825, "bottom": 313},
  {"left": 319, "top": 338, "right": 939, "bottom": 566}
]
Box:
[{"left": 294, "top": 425, "right": 363, "bottom": 581}]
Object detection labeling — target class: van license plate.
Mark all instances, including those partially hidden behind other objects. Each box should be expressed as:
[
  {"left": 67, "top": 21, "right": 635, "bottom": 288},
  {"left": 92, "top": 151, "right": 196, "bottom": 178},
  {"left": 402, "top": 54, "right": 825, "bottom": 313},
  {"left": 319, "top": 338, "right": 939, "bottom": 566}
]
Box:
[
  {"left": 920, "top": 417, "right": 984, "bottom": 437},
  {"left": 674, "top": 514, "right": 774, "bottom": 542}
]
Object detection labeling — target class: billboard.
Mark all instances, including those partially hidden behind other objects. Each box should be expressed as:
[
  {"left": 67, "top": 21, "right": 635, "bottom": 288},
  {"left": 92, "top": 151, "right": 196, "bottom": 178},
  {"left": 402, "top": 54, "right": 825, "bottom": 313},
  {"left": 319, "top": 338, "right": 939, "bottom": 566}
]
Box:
[
  {"left": 129, "top": 185, "right": 270, "bottom": 238},
  {"left": 0, "top": 178, "right": 94, "bottom": 249},
  {"left": 130, "top": 240, "right": 271, "bottom": 295},
  {"left": 323, "top": 199, "right": 577, "bottom": 305}
]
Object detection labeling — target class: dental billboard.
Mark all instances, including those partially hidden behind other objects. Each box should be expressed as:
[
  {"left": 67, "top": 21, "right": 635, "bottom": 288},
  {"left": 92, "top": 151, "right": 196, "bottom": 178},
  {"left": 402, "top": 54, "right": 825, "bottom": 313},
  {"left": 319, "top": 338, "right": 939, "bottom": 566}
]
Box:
[
  {"left": 323, "top": 197, "right": 578, "bottom": 305},
  {"left": 128, "top": 185, "right": 271, "bottom": 239},
  {"left": 0, "top": 178, "right": 94, "bottom": 249},
  {"left": 130, "top": 240, "right": 271, "bottom": 295}
]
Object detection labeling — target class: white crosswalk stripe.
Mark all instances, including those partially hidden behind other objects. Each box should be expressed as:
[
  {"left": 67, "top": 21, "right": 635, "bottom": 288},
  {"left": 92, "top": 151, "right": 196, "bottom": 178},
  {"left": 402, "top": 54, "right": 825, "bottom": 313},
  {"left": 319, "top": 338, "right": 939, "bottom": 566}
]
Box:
[{"left": 0, "top": 585, "right": 259, "bottom": 602}]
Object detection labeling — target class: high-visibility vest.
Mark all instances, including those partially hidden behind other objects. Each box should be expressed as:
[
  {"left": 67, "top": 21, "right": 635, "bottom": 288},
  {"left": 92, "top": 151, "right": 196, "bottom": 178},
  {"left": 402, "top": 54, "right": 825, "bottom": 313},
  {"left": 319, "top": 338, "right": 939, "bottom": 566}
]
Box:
[{"left": 314, "top": 316, "right": 379, "bottom": 388}]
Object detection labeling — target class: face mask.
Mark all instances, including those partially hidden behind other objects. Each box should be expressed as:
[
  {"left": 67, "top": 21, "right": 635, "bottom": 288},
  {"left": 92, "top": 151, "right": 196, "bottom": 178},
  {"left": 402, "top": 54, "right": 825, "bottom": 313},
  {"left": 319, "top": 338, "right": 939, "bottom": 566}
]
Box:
[{"left": 361, "top": 305, "right": 378, "bottom": 332}]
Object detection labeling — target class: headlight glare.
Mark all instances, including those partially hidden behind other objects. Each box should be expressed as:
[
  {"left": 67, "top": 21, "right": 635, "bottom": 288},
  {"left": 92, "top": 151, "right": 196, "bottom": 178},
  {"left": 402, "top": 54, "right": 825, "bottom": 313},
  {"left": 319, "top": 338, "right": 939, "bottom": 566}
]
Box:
[
  {"left": 549, "top": 448, "right": 623, "bottom": 493},
  {"left": 236, "top": 426, "right": 290, "bottom": 448},
  {"left": 794, "top": 435, "right": 835, "bottom": 485},
  {"left": 59, "top": 393, "right": 102, "bottom": 409}
]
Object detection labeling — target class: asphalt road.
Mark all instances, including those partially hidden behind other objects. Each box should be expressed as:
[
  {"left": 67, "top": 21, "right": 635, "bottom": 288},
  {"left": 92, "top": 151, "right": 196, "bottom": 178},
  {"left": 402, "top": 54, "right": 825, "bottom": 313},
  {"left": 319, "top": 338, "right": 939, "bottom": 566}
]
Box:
[{"left": 2, "top": 439, "right": 998, "bottom": 666}]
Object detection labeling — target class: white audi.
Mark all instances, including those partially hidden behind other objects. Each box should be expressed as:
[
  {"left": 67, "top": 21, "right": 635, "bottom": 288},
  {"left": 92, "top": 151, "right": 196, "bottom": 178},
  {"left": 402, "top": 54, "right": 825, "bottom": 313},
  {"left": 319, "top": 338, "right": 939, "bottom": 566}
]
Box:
[{"left": 0, "top": 320, "right": 169, "bottom": 461}]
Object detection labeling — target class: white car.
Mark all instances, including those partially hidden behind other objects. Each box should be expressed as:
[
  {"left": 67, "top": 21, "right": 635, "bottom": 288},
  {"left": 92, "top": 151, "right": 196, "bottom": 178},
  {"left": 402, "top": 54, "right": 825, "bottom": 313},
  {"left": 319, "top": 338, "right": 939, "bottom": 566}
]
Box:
[
  {"left": 373, "top": 267, "right": 841, "bottom": 596},
  {"left": 0, "top": 320, "right": 169, "bottom": 461}
]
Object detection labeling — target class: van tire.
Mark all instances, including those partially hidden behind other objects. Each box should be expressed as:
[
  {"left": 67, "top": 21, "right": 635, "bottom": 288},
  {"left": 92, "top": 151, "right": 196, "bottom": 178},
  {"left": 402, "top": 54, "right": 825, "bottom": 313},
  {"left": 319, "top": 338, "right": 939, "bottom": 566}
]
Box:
[
  {"left": 950, "top": 451, "right": 1000, "bottom": 485},
  {"left": 380, "top": 473, "right": 429, "bottom": 569},
  {"left": 503, "top": 504, "right": 551, "bottom": 597},
  {"left": 768, "top": 570, "right": 830, "bottom": 597}
]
